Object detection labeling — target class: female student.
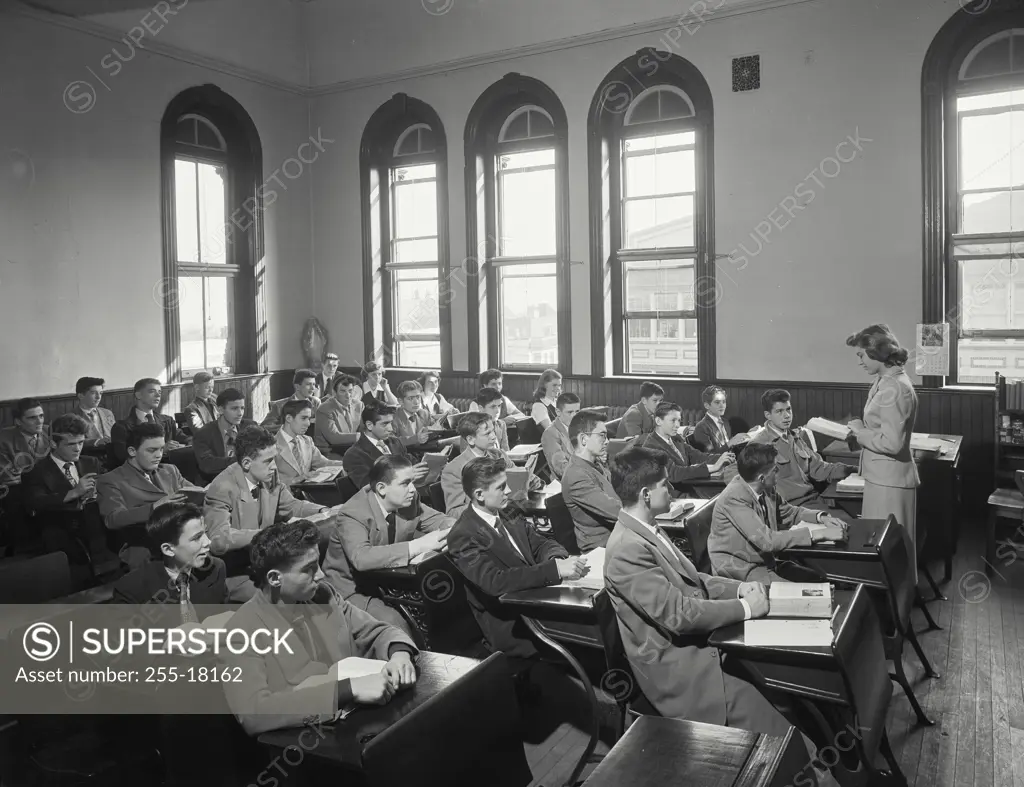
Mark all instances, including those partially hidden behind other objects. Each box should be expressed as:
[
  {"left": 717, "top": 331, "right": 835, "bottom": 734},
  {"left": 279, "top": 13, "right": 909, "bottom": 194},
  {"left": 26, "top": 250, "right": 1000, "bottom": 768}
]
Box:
[
  {"left": 418, "top": 370, "right": 456, "bottom": 415},
  {"left": 530, "top": 369, "right": 562, "bottom": 430},
  {"left": 361, "top": 361, "right": 398, "bottom": 407},
  {"left": 845, "top": 324, "right": 919, "bottom": 581}
]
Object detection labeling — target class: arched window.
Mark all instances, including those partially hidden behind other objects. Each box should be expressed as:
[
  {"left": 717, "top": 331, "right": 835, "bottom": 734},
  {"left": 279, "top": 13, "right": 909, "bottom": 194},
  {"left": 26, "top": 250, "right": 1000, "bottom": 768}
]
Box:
[
  {"left": 588, "top": 50, "right": 715, "bottom": 379},
  {"left": 361, "top": 95, "right": 450, "bottom": 370},
  {"left": 465, "top": 74, "right": 571, "bottom": 372},
  {"left": 160, "top": 85, "right": 265, "bottom": 382},
  {"left": 923, "top": 5, "right": 1024, "bottom": 385}
]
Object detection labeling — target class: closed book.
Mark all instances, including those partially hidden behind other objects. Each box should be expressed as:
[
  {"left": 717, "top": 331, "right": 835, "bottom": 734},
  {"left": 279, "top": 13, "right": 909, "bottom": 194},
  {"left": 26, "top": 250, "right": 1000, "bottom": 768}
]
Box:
[
  {"left": 505, "top": 467, "right": 530, "bottom": 494},
  {"left": 744, "top": 618, "right": 834, "bottom": 647},
  {"left": 836, "top": 473, "right": 865, "bottom": 493},
  {"left": 421, "top": 451, "right": 450, "bottom": 485},
  {"left": 767, "top": 582, "right": 832, "bottom": 618}
]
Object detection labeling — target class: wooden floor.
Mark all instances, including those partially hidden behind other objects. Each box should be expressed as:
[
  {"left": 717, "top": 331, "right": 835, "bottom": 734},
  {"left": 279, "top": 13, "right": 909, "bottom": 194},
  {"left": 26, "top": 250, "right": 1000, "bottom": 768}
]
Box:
[{"left": 523, "top": 523, "right": 1024, "bottom": 787}]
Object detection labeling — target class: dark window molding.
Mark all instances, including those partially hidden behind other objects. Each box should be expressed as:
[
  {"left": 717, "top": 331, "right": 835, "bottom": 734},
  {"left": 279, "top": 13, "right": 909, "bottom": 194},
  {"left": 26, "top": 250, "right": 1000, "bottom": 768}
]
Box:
[
  {"left": 587, "top": 48, "right": 716, "bottom": 381},
  {"left": 160, "top": 84, "right": 265, "bottom": 384},
  {"left": 464, "top": 73, "right": 572, "bottom": 375},
  {"left": 359, "top": 94, "right": 451, "bottom": 370},
  {"left": 921, "top": 0, "right": 1024, "bottom": 388}
]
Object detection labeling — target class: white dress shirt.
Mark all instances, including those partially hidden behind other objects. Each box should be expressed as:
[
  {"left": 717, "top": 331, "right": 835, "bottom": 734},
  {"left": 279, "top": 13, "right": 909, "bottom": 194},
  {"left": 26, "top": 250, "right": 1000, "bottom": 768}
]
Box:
[
  {"left": 472, "top": 504, "right": 526, "bottom": 562},
  {"left": 52, "top": 454, "right": 79, "bottom": 484}
]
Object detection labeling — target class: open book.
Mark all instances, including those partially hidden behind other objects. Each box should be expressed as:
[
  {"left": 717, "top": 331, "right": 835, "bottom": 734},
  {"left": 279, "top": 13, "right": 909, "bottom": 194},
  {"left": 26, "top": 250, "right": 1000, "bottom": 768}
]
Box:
[
  {"left": 767, "top": 582, "right": 832, "bottom": 618},
  {"left": 555, "top": 547, "right": 606, "bottom": 591},
  {"left": 295, "top": 657, "right": 389, "bottom": 690},
  {"left": 305, "top": 466, "right": 345, "bottom": 484},
  {"left": 421, "top": 449, "right": 452, "bottom": 485},
  {"left": 805, "top": 417, "right": 851, "bottom": 441}
]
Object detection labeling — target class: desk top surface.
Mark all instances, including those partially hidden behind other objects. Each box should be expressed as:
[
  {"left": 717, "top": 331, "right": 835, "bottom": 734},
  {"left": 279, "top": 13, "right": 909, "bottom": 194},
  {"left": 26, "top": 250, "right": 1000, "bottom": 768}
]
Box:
[
  {"left": 822, "top": 434, "right": 962, "bottom": 464},
  {"left": 781, "top": 518, "right": 887, "bottom": 560},
  {"left": 500, "top": 585, "right": 600, "bottom": 613}
]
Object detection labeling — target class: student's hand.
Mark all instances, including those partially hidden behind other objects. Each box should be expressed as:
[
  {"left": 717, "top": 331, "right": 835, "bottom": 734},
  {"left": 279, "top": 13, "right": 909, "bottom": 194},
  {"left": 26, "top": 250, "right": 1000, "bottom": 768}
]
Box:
[
  {"left": 814, "top": 524, "right": 847, "bottom": 543},
  {"left": 411, "top": 529, "right": 448, "bottom": 557},
  {"left": 416, "top": 428, "right": 431, "bottom": 445},
  {"left": 154, "top": 492, "right": 187, "bottom": 508},
  {"left": 737, "top": 581, "right": 765, "bottom": 600},
  {"left": 412, "top": 461, "right": 430, "bottom": 481},
  {"left": 72, "top": 474, "right": 98, "bottom": 499},
  {"left": 709, "top": 453, "right": 734, "bottom": 473},
  {"left": 350, "top": 671, "right": 396, "bottom": 706},
  {"left": 744, "top": 584, "right": 770, "bottom": 618},
  {"left": 818, "top": 514, "right": 846, "bottom": 529},
  {"left": 384, "top": 651, "right": 417, "bottom": 689},
  {"left": 165, "top": 441, "right": 184, "bottom": 451},
  {"left": 556, "top": 556, "right": 588, "bottom": 580}
]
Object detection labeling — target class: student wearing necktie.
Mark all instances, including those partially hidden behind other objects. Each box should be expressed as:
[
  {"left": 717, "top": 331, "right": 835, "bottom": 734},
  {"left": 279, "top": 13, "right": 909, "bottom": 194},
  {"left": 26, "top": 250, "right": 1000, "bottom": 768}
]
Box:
[
  {"left": 273, "top": 400, "right": 344, "bottom": 488},
  {"left": 110, "top": 379, "right": 191, "bottom": 466},
  {"left": 184, "top": 371, "right": 219, "bottom": 432},
  {"left": 691, "top": 386, "right": 751, "bottom": 453},
  {"left": 314, "top": 374, "right": 365, "bottom": 457},
  {"left": 638, "top": 402, "right": 734, "bottom": 488},
  {"left": 0, "top": 397, "right": 50, "bottom": 487},
  {"left": 74, "top": 376, "right": 115, "bottom": 450},
  {"left": 193, "top": 388, "right": 254, "bottom": 482},
  {"left": 562, "top": 409, "right": 622, "bottom": 552},
  {"left": 708, "top": 442, "right": 846, "bottom": 585},
  {"left": 616, "top": 381, "right": 664, "bottom": 438},
  {"left": 342, "top": 404, "right": 429, "bottom": 490}
]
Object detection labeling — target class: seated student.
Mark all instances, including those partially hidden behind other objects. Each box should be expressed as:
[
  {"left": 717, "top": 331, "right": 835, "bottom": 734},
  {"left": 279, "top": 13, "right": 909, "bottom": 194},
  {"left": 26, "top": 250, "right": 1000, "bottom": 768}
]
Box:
[
  {"left": 111, "top": 378, "right": 190, "bottom": 465},
  {"left": 184, "top": 372, "right": 219, "bottom": 432},
  {"left": 447, "top": 456, "right": 586, "bottom": 668},
  {"left": 193, "top": 388, "right": 251, "bottom": 482},
  {"left": 315, "top": 374, "right": 364, "bottom": 458},
  {"left": 691, "top": 385, "right": 750, "bottom": 453},
  {"left": 0, "top": 397, "right": 50, "bottom": 486},
  {"left": 391, "top": 381, "right": 433, "bottom": 447},
  {"left": 315, "top": 351, "right": 340, "bottom": 402},
  {"left": 323, "top": 455, "right": 452, "bottom": 633},
  {"left": 261, "top": 369, "right": 322, "bottom": 432},
  {"left": 220, "top": 520, "right": 419, "bottom": 735},
  {"left": 639, "top": 402, "right": 734, "bottom": 487},
  {"left": 468, "top": 369, "right": 525, "bottom": 421},
  {"left": 75, "top": 377, "right": 115, "bottom": 450},
  {"left": 361, "top": 360, "right": 399, "bottom": 407},
  {"left": 617, "top": 381, "right": 664, "bottom": 439},
  {"left": 342, "top": 404, "right": 428, "bottom": 490},
  {"left": 603, "top": 446, "right": 793, "bottom": 735},
  {"left": 442, "top": 412, "right": 542, "bottom": 521},
  {"left": 112, "top": 502, "right": 227, "bottom": 607},
  {"left": 541, "top": 393, "right": 580, "bottom": 480},
  {"left": 22, "top": 413, "right": 121, "bottom": 580},
  {"left": 530, "top": 369, "right": 563, "bottom": 431},
  {"left": 204, "top": 426, "right": 330, "bottom": 601},
  {"left": 473, "top": 387, "right": 511, "bottom": 451},
  {"left": 562, "top": 409, "right": 622, "bottom": 552},
  {"left": 749, "top": 389, "right": 854, "bottom": 510},
  {"left": 708, "top": 442, "right": 846, "bottom": 584},
  {"left": 273, "top": 399, "right": 345, "bottom": 487},
  {"left": 418, "top": 370, "right": 456, "bottom": 416}
]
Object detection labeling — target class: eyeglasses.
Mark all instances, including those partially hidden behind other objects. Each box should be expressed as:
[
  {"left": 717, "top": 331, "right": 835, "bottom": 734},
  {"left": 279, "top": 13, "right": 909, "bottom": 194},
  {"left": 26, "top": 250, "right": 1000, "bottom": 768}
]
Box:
[{"left": 583, "top": 431, "right": 609, "bottom": 443}]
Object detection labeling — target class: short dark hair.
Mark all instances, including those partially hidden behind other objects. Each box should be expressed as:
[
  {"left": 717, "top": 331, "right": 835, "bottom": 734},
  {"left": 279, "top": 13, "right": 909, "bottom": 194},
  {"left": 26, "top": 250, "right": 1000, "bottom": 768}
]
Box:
[
  {"left": 147, "top": 502, "right": 203, "bottom": 553},
  {"left": 701, "top": 385, "right": 726, "bottom": 406},
  {"left": 610, "top": 447, "right": 669, "bottom": 506},
  {"left": 127, "top": 422, "right": 165, "bottom": 450},
  {"left": 250, "top": 521, "right": 321, "bottom": 588},
  {"left": 474, "top": 387, "right": 503, "bottom": 407},
  {"left": 323, "top": 351, "right": 338, "bottom": 362},
  {"left": 216, "top": 387, "right": 246, "bottom": 408},
  {"left": 458, "top": 411, "right": 492, "bottom": 440},
  {"left": 737, "top": 442, "right": 778, "bottom": 481},
  {"left": 75, "top": 377, "right": 104, "bottom": 395},
  {"left": 281, "top": 399, "right": 314, "bottom": 422},
  {"left": 14, "top": 398, "right": 42, "bottom": 418},
  {"left": 362, "top": 403, "right": 395, "bottom": 428},
  {"left": 845, "top": 323, "right": 909, "bottom": 367},
  {"left": 293, "top": 368, "right": 316, "bottom": 386},
  {"left": 479, "top": 369, "right": 502, "bottom": 387},
  {"left": 418, "top": 370, "right": 440, "bottom": 386},
  {"left": 362, "top": 360, "right": 385, "bottom": 380},
  {"left": 134, "top": 378, "right": 161, "bottom": 394},
  {"left": 367, "top": 454, "right": 414, "bottom": 488},
  {"left": 653, "top": 401, "right": 682, "bottom": 421},
  {"left": 639, "top": 381, "right": 664, "bottom": 399},
  {"left": 332, "top": 374, "right": 361, "bottom": 393},
  {"left": 556, "top": 392, "right": 581, "bottom": 411},
  {"left": 192, "top": 371, "right": 213, "bottom": 384},
  {"left": 761, "top": 388, "right": 791, "bottom": 413},
  {"left": 49, "top": 414, "right": 89, "bottom": 444},
  {"left": 235, "top": 426, "right": 276, "bottom": 464},
  {"left": 568, "top": 409, "right": 608, "bottom": 448},
  {"left": 462, "top": 455, "right": 507, "bottom": 498},
  {"left": 396, "top": 380, "right": 422, "bottom": 399}
]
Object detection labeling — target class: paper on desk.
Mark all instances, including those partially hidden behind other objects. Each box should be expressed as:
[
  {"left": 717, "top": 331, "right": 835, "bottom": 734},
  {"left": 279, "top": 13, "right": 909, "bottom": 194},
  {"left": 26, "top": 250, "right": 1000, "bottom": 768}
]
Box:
[
  {"left": 295, "top": 657, "right": 389, "bottom": 690},
  {"left": 508, "top": 443, "right": 542, "bottom": 459},
  {"left": 555, "top": 547, "right": 606, "bottom": 590},
  {"left": 306, "top": 466, "right": 345, "bottom": 484},
  {"left": 656, "top": 499, "right": 696, "bottom": 522},
  {"left": 543, "top": 480, "right": 562, "bottom": 497}
]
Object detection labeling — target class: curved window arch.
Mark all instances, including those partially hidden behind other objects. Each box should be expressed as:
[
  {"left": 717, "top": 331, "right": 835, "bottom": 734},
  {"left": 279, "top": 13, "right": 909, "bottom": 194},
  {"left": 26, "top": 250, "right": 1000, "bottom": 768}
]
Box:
[
  {"left": 588, "top": 50, "right": 715, "bottom": 379},
  {"left": 464, "top": 74, "right": 571, "bottom": 372},
  {"left": 923, "top": 6, "right": 1024, "bottom": 385},
  {"left": 160, "top": 85, "right": 265, "bottom": 382},
  {"left": 361, "top": 94, "right": 450, "bottom": 370}
]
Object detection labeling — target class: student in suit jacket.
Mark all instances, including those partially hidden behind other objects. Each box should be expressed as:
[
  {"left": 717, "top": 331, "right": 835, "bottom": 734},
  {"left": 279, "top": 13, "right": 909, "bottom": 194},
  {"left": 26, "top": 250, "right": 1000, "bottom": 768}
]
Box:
[
  {"left": 467, "top": 370, "right": 525, "bottom": 422},
  {"left": 447, "top": 456, "right": 584, "bottom": 668},
  {"left": 183, "top": 371, "right": 218, "bottom": 432},
  {"left": 846, "top": 325, "right": 920, "bottom": 582},
  {"left": 639, "top": 402, "right": 734, "bottom": 487},
  {"left": 315, "top": 374, "right": 364, "bottom": 457},
  {"left": 361, "top": 360, "right": 399, "bottom": 408},
  {"left": 541, "top": 393, "right": 580, "bottom": 480},
  {"left": 75, "top": 377, "right": 115, "bottom": 450},
  {"left": 193, "top": 388, "right": 252, "bottom": 482},
  {"left": 261, "top": 369, "right": 322, "bottom": 433},
  {"left": 616, "top": 381, "right": 663, "bottom": 439},
  {"left": 0, "top": 398, "right": 50, "bottom": 487},
  {"left": 323, "top": 455, "right": 452, "bottom": 634},
  {"left": 392, "top": 381, "right": 435, "bottom": 448},
  {"left": 110, "top": 378, "right": 191, "bottom": 466},
  {"left": 708, "top": 442, "right": 846, "bottom": 584},
  {"left": 561, "top": 410, "right": 622, "bottom": 552},
  {"left": 603, "top": 446, "right": 795, "bottom": 736},
  {"left": 220, "top": 521, "right": 418, "bottom": 735},
  {"left": 690, "top": 385, "right": 749, "bottom": 453},
  {"left": 22, "top": 413, "right": 121, "bottom": 580},
  {"left": 315, "top": 352, "right": 340, "bottom": 403},
  {"left": 750, "top": 389, "right": 854, "bottom": 509},
  {"left": 273, "top": 400, "right": 344, "bottom": 487},
  {"left": 204, "top": 426, "right": 329, "bottom": 601},
  {"left": 472, "top": 387, "right": 511, "bottom": 452},
  {"left": 342, "top": 404, "right": 428, "bottom": 490}
]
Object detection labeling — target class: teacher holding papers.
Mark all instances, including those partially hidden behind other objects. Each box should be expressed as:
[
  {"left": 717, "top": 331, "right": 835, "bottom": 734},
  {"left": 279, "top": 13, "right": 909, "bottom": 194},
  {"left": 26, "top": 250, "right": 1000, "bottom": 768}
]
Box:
[{"left": 845, "top": 324, "right": 920, "bottom": 582}]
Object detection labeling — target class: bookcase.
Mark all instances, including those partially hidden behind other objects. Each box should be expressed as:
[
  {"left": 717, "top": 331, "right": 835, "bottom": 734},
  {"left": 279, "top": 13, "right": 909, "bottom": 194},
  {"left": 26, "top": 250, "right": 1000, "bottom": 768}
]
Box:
[{"left": 994, "top": 372, "right": 1024, "bottom": 489}]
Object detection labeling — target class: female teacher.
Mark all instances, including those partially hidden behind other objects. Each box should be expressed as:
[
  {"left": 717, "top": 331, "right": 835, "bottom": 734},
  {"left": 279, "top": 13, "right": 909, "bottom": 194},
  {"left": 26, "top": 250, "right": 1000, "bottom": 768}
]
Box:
[{"left": 845, "top": 324, "right": 920, "bottom": 582}]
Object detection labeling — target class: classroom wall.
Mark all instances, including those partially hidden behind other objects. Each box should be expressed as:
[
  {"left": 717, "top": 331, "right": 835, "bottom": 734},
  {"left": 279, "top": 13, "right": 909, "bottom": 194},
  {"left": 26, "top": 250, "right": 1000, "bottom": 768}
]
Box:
[
  {"left": 308, "top": 0, "right": 962, "bottom": 382},
  {"left": 0, "top": 11, "right": 315, "bottom": 399}
]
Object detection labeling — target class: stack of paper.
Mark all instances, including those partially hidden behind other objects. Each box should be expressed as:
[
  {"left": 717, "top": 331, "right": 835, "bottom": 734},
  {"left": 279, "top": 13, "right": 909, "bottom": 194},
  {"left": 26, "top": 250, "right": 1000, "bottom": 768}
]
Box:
[
  {"left": 655, "top": 499, "right": 696, "bottom": 522},
  {"left": 508, "top": 443, "right": 542, "bottom": 459},
  {"left": 306, "top": 466, "right": 345, "bottom": 484},
  {"left": 805, "top": 417, "right": 851, "bottom": 440},
  {"left": 744, "top": 618, "right": 834, "bottom": 647},
  {"left": 910, "top": 433, "right": 944, "bottom": 454},
  {"left": 767, "top": 582, "right": 832, "bottom": 618},
  {"left": 558, "top": 547, "right": 606, "bottom": 590},
  {"left": 295, "top": 657, "right": 388, "bottom": 690},
  {"left": 506, "top": 413, "right": 531, "bottom": 423},
  {"left": 837, "top": 473, "right": 866, "bottom": 493}
]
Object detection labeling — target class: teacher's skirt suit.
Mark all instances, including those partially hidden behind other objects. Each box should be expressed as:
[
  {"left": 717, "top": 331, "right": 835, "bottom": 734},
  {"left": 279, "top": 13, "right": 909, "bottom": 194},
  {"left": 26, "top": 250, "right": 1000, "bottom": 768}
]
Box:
[{"left": 856, "top": 367, "right": 920, "bottom": 583}]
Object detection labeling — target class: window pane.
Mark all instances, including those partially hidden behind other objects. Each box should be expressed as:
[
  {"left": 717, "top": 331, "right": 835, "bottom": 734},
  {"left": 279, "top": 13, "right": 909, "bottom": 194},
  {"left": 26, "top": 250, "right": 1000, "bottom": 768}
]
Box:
[
  {"left": 393, "top": 268, "right": 439, "bottom": 335},
  {"left": 500, "top": 264, "right": 558, "bottom": 365},
  {"left": 958, "top": 337, "right": 1024, "bottom": 383},
  {"left": 393, "top": 174, "right": 437, "bottom": 239},
  {"left": 393, "top": 239, "right": 437, "bottom": 263},
  {"left": 624, "top": 196, "right": 694, "bottom": 248},
  {"left": 624, "top": 260, "right": 696, "bottom": 312},
  {"left": 203, "top": 275, "right": 232, "bottom": 369},
  {"left": 498, "top": 151, "right": 556, "bottom": 256},
  {"left": 625, "top": 149, "right": 695, "bottom": 198},
  {"left": 962, "top": 191, "right": 1024, "bottom": 234},
  {"left": 961, "top": 111, "right": 1024, "bottom": 191},
  {"left": 178, "top": 275, "right": 205, "bottom": 371},
  {"left": 396, "top": 341, "right": 441, "bottom": 369},
  {"left": 625, "top": 319, "right": 698, "bottom": 376},
  {"left": 624, "top": 132, "right": 695, "bottom": 152},
  {"left": 198, "top": 162, "right": 226, "bottom": 264},
  {"left": 959, "top": 258, "right": 1024, "bottom": 331},
  {"left": 174, "top": 160, "right": 199, "bottom": 263}
]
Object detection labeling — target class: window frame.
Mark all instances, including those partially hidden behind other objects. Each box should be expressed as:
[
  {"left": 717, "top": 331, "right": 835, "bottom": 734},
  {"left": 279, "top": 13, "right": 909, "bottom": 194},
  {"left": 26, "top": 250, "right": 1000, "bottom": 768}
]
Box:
[
  {"left": 360, "top": 94, "right": 451, "bottom": 371},
  {"left": 588, "top": 50, "right": 716, "bottom": 380}
]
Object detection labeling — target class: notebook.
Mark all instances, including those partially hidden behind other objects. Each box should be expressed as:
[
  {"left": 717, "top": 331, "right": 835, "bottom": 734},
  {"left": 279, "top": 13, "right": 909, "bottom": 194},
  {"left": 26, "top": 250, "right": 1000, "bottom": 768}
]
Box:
[
  {"left": 555, "top": 547, "right": 606, "bottom": 590},
  {"left": 505, "top": 467, "right": 530, "bottom": 495},
  {"left": 743, "top": 618, "right": 834, "bottom": 647}
]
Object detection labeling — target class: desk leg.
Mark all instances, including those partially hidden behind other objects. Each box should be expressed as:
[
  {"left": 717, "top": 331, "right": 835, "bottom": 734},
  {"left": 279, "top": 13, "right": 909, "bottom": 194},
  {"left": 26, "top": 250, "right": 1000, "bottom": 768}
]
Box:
[{"left": 521, "top": 616, "right": 600, "bottom": 787}]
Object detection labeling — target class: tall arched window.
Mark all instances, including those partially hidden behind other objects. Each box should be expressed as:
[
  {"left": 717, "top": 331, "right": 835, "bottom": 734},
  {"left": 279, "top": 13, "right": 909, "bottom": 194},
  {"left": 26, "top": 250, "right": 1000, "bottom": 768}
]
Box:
[
  {"left": 588, "top": 50, "right": 715, "bottom": 379},
  {"left": 361, "top": 95, "right": 450, "bottom": 370},
  {"left": 465, "top": 74, "right": 571, "bottom": 373},
  {"left": 160, "top": 85, "right": 265, "bottom": 382},
  {"left": 923, "top": 4, "right": 1024, "bottom": 385}
]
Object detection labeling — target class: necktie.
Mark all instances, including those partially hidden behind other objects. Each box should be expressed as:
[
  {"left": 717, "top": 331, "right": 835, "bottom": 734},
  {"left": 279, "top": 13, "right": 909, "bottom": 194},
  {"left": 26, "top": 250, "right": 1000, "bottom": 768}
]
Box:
[
  {"left": 385, "top": 512, "right": 397, "bottom": 544},
  {"left": 148, "top": 471, "right": 158, "bottom": 487},
  {"left": 379, "top": 440, "right": 391, "bottom": 456},
  {"left": 757, "top": 493, "right": 770, "bottom": 524},
  {"left": 28, "top": 434, "right": 38, "bottom": 454},
  {"left": 176, "top": 574, "right": 197, "bottom": 624},
  {"left": 225, "top": 430, "right": 236, "bottom": 457},
  {"left": 251, "top": 485, "right": 261, "bottom": 501},
  {"left": 291, "top": 437, "right": 303, "bottom": 467},
  {"left": 63, "top": 463, "right": 75, "bottom": 485},
  {"left": 146, "top": 413, "right": 156, "bottom": 424},
  {"left": 495, "top": 518, "right": 527, "bottom": 563}
]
